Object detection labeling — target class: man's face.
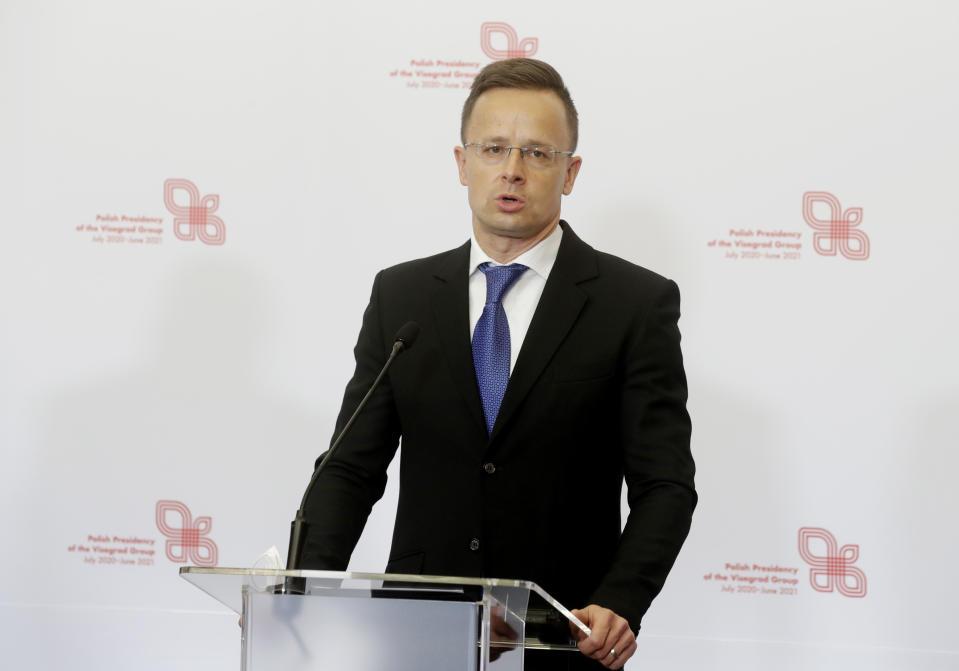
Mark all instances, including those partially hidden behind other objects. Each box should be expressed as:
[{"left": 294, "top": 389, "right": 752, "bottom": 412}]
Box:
[{"left": 455, "top": 88, "right": 581, "bottom": 244}]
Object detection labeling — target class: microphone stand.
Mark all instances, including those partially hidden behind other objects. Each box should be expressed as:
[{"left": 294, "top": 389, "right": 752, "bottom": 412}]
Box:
[{"left": 281, "top": 322, "right": 419, "bottom": 594}]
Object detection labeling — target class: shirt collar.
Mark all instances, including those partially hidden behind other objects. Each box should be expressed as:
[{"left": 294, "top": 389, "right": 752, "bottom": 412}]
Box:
[{"left": 468, "top": 223, "right": 564, "bottom": 280}]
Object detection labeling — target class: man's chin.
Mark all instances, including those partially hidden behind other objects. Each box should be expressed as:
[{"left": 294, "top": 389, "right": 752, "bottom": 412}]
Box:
[{"left": 477, "top": 215, "right": 555, "bottom": 242}]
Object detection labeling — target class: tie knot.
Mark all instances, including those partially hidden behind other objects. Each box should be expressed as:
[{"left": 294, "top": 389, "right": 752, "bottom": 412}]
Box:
[{"left": 479, "top": 263, "right": 528, "bottom": 304}]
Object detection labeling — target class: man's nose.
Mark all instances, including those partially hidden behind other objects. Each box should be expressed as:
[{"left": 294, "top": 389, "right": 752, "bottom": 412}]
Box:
[{"left": 501, "top": 148, "right": 526, "bottom": 183}]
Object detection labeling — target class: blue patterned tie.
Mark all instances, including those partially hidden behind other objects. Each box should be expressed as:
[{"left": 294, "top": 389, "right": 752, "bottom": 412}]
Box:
[{"left": 472, "top": 263, "right": 528, "bottom": 434}]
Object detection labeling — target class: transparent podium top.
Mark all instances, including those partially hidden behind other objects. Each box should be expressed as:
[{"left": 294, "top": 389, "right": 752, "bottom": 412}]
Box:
[{"left": 180, "top": 567, "right": 588, "bottom": 649}]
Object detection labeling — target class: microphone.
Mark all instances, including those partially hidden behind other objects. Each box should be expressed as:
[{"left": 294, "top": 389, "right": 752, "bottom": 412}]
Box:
[
  {"left": 393, "top": 321, "right": 420, "bottom": 353},
  {"left": 284, "top": 322, "right": 420, "bottom": 581}
]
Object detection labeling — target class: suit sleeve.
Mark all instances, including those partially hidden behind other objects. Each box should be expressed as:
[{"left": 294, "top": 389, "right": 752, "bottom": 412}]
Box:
[
  {"left": 299, "top": 271, "right": 402, "bottom": 570},
  {"left": 589, "top": 278, "right": 697, "bottom": 631}
]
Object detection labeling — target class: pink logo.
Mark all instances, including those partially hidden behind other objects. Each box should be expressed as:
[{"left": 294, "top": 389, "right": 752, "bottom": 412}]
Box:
[
  {"left": 802, "top": 191, "right": 869, "bottom": 260},
  {"left": 480, "top": 22, "right": 538, "bottom": 60},
  {"left": 798, "top": 526, "right": 867, "bottom": 597},
  {"left": 163, "top": 179, "right": 226, "bottom": 246},
  {"left": 155, "top": 500, "right": 219, "bottom": 566}
]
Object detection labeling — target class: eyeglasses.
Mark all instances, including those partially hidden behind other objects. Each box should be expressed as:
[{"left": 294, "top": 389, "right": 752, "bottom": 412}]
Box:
[{"left": 463, "top": 142, "right": 574, "bottom": 169}]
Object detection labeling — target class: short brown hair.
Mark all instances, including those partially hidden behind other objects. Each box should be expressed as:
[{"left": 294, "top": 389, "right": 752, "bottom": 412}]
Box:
[{"left": 461, "top": 58, "right": 579, "bottom": 152}]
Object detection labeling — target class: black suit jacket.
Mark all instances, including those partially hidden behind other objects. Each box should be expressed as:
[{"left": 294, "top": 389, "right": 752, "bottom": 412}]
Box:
[{"left": 302, "top": 221, "right": 696, "bottom": 632}]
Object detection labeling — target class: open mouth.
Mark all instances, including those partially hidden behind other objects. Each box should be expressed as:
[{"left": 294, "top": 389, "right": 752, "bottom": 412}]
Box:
[{"left": 496, "top": 195, "right": 525, "bottom": 212}]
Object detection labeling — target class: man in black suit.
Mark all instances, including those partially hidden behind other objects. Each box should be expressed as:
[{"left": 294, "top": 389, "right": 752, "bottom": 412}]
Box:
[{"left": 301, "top": 59, "right": 696, "bottom": 670}]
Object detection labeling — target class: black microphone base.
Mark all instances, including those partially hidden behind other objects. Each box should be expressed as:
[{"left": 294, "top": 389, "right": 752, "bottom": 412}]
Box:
[{"left": 276, "top": 577, "right": 307, "bottom": 595}]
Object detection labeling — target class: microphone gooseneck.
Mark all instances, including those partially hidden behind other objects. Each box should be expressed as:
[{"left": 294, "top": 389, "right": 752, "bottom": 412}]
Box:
[{"left": 285, "top": 321, "right": 420, "bottom": 576}]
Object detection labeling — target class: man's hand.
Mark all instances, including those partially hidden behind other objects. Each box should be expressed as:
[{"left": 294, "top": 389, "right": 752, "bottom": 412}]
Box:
[
  {"left": 569, "top": 605, "right": 636, "bottom": 669},
  {"left": 488, "top": 605, "right": 519, "bottom": 661}
]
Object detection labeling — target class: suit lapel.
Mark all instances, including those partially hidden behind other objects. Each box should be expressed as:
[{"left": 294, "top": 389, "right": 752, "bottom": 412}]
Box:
[
  {"left": 490, "top": 222, "right": 599, "bottom": 443},
  {"left": 430, "top": 241, "right": 488, "bottom": 436}
]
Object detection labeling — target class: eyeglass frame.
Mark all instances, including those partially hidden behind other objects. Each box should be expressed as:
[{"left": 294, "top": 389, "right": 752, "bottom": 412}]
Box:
[{"left": 462, "top": 142, "right": 575, "bottom": 166}]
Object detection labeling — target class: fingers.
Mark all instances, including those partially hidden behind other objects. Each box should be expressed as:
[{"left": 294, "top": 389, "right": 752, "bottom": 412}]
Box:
[
  {"left": 605, "top": 631, "right": 637, "bottom": 670},
  {"left": 571, "top": 605, "right": 637, "bottom": 669},
  {"left": 489, "top": 606, "right": 518, "bottom": 662},
  {"left": 568, "top": 607, "right": 590, "bottom": 642},
  {"left": 490, "top": 612, "right": 518, "bottom": 641}
]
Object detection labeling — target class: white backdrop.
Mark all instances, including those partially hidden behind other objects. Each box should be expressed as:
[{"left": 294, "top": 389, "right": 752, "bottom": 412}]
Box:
[{"left": 2, "top": 1, "right": 958, "bottom": 669}]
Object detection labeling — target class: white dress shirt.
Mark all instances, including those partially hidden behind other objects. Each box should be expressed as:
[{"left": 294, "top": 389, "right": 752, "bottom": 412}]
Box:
[{"left": 468, "top": 224, "right": 564, "bottom": 374}]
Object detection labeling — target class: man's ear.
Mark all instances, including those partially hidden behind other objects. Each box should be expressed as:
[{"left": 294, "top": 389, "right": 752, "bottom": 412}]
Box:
[
  {"left": 563, "top": 156, "right": 582, "bottom": 195},
  {"left": 454, "top": 146, "right": 468, "bottom": 186}
]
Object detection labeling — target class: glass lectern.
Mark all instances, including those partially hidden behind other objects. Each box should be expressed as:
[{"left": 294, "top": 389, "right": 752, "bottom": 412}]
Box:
[{"left": 181, "top": 568, "right": 588, "bottom": 670}]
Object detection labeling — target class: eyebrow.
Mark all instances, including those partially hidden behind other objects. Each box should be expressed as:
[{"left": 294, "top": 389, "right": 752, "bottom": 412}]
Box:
[{"left": 482, "top": 136, "right": 555, "bottom": 147}]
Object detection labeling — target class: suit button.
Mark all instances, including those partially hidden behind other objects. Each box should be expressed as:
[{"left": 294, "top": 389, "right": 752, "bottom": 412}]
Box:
[
  {"left": 483, "top": 463, "right": 496, "bottom": 474},
  {"left": 469, "top": 538, "right": 480, "bottom": 551}
]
